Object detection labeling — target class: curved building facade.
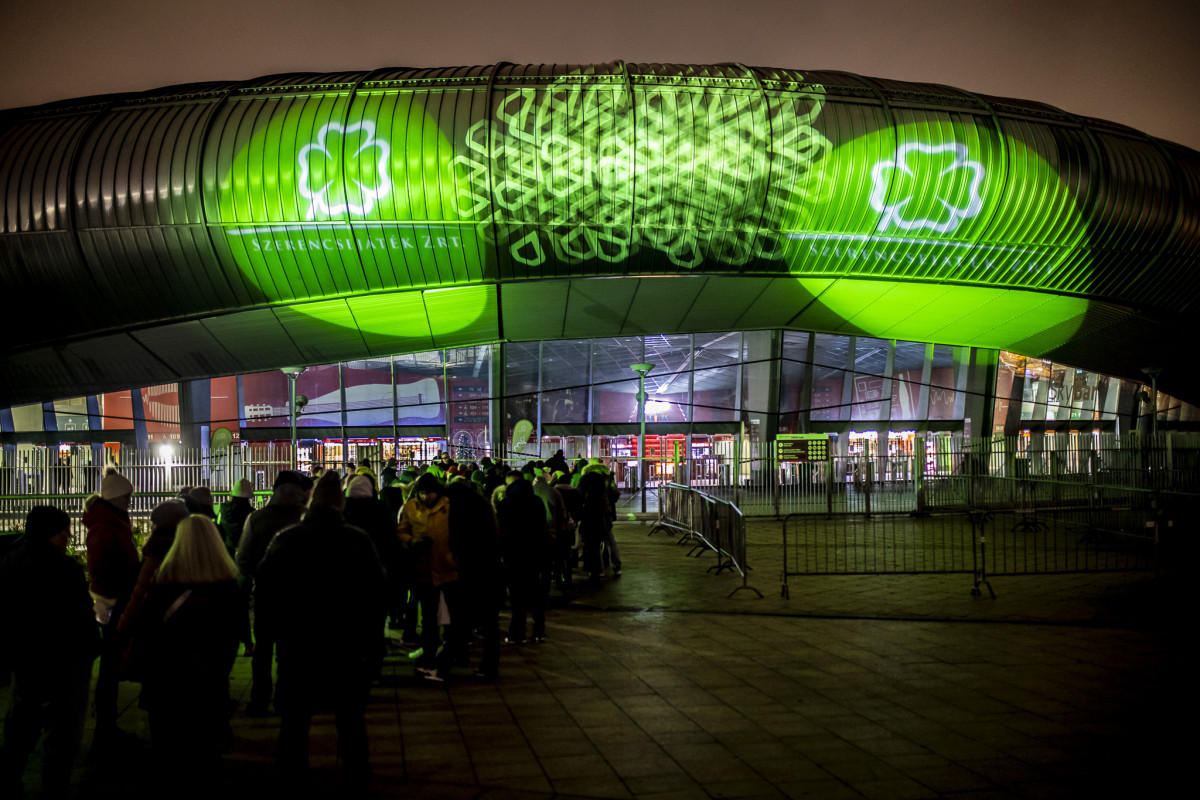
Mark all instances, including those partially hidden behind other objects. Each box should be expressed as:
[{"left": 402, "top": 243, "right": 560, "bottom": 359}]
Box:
[{"left": 2, "top": 63, "right": 1199, "bottom": 409}]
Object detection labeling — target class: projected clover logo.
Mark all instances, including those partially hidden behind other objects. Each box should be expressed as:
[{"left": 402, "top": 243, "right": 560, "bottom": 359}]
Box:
[
  {"left": 869, "top": 142, "right": 984, "bottom": 234},
  {"left": 298, "top": 121, "right": 391, "bottom": 219}
]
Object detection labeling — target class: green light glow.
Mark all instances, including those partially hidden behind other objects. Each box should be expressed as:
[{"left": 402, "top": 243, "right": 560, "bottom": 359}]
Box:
[
  {"left": 209, "top": 76, "right": 1094, "bottom": 349},
  {"left": 215, "top": 92, "right": 483, "bottom": 338},
  {"left": 788, "top": 121, "right": 1089, "bottom": 345},
  {"left": 453, "top": 78, "right": 829, "bottom": 268}
]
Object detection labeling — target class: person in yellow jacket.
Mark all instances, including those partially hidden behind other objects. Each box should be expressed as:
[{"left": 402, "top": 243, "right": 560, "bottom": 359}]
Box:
[{"left": 395, "top": 472, "right": 460, "bottom": 681}]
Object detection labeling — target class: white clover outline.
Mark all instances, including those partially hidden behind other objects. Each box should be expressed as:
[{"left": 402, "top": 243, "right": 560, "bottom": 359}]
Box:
[
  {"left": 869, "top": 142, "right": 984, "bottom": 234},
  {"left": 298, "top": 121, "right": 391, "bottom": 220}
]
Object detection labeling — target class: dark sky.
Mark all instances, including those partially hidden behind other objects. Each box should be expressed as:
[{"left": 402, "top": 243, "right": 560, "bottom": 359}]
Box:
[{"left": 2, "top": 0, "right": 1198, "bottom": 150}]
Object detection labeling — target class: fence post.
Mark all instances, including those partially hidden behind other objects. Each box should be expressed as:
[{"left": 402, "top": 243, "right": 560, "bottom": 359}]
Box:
[{"left": 825, "top": 458, "right": 834, "bottom": 517}]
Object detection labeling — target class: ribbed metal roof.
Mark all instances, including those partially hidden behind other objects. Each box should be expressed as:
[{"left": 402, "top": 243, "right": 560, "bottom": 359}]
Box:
[{"left": 2, "top": 62, "right": 1198, "bottom": 405}]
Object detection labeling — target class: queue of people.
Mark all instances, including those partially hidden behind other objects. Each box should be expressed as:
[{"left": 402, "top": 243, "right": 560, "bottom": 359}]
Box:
[{"left": 0, "top": 450, "right": 623, "bottom": 796}]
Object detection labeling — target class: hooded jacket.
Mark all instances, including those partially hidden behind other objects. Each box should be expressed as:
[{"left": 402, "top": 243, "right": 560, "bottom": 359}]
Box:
[{"left": 83, "top": 498, "right": 140, "bottom": 601}]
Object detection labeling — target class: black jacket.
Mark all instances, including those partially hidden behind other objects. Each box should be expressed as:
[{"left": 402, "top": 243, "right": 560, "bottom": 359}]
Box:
[{"left": 0, "top": 538, "right": 99, "bottom": 689}]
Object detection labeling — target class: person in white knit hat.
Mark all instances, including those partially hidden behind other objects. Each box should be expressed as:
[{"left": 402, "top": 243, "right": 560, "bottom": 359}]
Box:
[{"left": 82, "top": 467, "right": 138, "bottom": 751}]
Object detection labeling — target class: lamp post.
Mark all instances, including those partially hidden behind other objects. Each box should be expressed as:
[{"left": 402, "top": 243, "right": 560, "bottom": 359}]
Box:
[
  {"left": 281, "top": 366, "right": 306, "bottom": 469},
  {"left": 630, "top": 363, "right": 654, "bottom": 513}
]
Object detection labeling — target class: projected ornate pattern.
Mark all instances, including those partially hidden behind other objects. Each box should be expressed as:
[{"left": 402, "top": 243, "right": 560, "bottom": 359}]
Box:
[{"left": 452, "top": 78, "right": 831, "bottom": 269}]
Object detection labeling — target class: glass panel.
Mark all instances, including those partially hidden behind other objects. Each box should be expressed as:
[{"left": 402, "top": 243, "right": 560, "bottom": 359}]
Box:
[
  {"left": 242, "top": 371, "right": 289, "bottom": 428},
  {"left": 395, "top": 351, "right": 446, "bottom": 426},
  {"left": 209, "top": 377, "right": 241, "bottom": 445},
  {"left": 504, "top": 342, "right": 539, "bottom": 453},
  {"left": 446, "top": 345, "right": 492, "bottom": 460},
  {"left": 541, "top": 340, "right": 590, "bottom": 424},
  {"left": 890, "top": 341, "right": 926, "bottom": 420},
  {"left": 811, "top": 333, "right": 849, "bottom": 422},
  {"left": 141, "top": 383, "right": 180, "bottom": 443},
  {"left": 741, "top": 331, "right": 773, "bottom": 437},
  {"left": 692, "top": 365, "right": 737, "bottom": 422},
  {"left": 294, "top": 365, "right": 341, "bottom": 428},
  {"left": 851, "top": 337, "right": 889, "bottom": 422},
  {"left": 592, "top": 337, "right": 644, "bottom": 424},
  {"left": 693, "top": 331, "right": 741, "bottom": 369},
  {"left": 344, "top": 358, "right": 394, "bottom": 427},
  {"left": 644, "top": 334, "right": 692, "bottom": 423},
  {"left": 99, "top": 391, "right": 135, "bottom": 432},
  {"left": 928, "top": 344, "right": 960, "bottom": 421},
  {"left": 993, "top": 351, "right": 1024, "bottom": 432},
  {"left": 778, "top": 331, "right": 808, "bottom": 433},
  {"left": 53, "top": 397, "right": 89, "bottom": 432},
  {"left": 9, "top": 403, "right": 43, "bottom": 432}
]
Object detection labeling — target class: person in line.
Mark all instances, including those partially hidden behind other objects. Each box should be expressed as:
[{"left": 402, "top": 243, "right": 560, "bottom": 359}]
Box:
[
  {"left": 126, "top": 515, "right": 241, "bottom": 787},
  {"left": 236, "top": 470, "right": 313, "bottom": 716},
  {"left": 83, "top": 468, "right": 139, "bottom": 751},
  {"left": 578, "top": 469, "right": 622, "bottom": 579},
  {"left": 496, "top": 475, "right": 550, "bottom": 644},
  {"left": 115, "top": 499, "right": 190, "bottom": 651},
  {"left": 395, "top": 472, "right": 458, "bottom": 680},
  {"left": 444, "top": 480, "right": 503, "bottom": 680},
  {"left": 255, "top": 471, "right": 386, "bottom": 794},
  {"left": 217, "top": 478, "right": 257, "bottom": 655},
  {"left": 0, "top": 506, "right": 99, "bottom": 798}
]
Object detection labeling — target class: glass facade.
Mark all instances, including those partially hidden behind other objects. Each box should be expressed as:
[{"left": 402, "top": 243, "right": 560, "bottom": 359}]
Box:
[{"left": 4, "top": 335, "right": 1192, "bottom": 458}]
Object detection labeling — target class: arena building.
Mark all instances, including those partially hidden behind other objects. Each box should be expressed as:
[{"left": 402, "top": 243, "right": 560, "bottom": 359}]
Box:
[{"left": 2, "top": 63, "right": 1198, "bottom": 477}]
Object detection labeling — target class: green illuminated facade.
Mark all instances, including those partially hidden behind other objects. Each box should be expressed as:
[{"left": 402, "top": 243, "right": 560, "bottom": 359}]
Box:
[{"left": 2, "top": 63, "right": 1199, "bottom": 410}]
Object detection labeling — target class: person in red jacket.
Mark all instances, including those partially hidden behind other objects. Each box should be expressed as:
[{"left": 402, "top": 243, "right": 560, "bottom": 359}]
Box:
[{"left": 83, "top": 469, "right": 139, "bottom": 750}]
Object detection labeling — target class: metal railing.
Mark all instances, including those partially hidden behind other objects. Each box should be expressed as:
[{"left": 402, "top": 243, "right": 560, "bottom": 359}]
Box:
[
  {"left": 649, "top": 483, "right": 761, "bottom": 598},
  {"left": 779, "top": 504, "right": 1159, "bottom": 599}
]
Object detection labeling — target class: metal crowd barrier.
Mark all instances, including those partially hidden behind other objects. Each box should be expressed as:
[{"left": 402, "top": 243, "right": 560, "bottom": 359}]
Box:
[
  {"left": 650, "top": 483, "right": 761, "bottom": 598},
  {"left": 1, "top": 490, "right": 270, "bottom": 553},
  {"left": 780, "top": 506, "right": 1159, "bottom": 599}
]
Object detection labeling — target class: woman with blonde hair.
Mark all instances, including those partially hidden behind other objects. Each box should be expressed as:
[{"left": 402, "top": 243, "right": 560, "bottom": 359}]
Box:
[{"left": 126, "top": 514, "right": 241, "bottom": 779}]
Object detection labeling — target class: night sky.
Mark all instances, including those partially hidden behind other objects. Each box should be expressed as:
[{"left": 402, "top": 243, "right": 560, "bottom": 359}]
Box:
[{"left": 1, "top": 0, "right": 1197, "bottom": 149}]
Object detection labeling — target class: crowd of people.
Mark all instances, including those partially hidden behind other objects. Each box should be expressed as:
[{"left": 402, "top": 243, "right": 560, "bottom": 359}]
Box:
[{"left": 0, "top": 449, "right": 623, "bottom": 796}]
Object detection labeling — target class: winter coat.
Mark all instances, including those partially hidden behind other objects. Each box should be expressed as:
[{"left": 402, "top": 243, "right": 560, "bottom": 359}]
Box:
[
  {"left": 83, "top": 499, "right": 140, "bottom": 602},
  {"left": 0, "top": 537, "right": 99, "bottom": 692},
  {"left": 217, "top": 496, "right": 254, "bottom": 558},
  {"left": 236, "top": 486, "right": 307, "bottom": 579},
  {"left": 253, "top": 506, "right": 386, "bottom": 710},
  {"left": 396, "top": 495, "right": 456, "bottom": 586}
]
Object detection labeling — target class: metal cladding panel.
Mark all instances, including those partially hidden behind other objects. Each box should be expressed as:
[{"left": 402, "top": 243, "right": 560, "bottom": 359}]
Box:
[
  {"left": 2, "top": 232, "right": 103, "bottom": 348},
  {"left": 0, "top": 346, "right": 77, "bottom": 403},
  {"left": 129, "top": 320, "right": 238, "bottom": 378},
  {"left": 64, "top": 333, "right": 175, "bottom": 391},
  {"left": 561, "top": 278, "right": 639, "bottom": 338},
  {"left": 272, "top": 301, "right": 367, "bottom": 363},
  {"left": 678, "top": 276, "right": 771, "bottom": 331},
  {"left": 0, "top": 108, "right": 97, "bottom": 233},
  {"left": 498, "top": 281, "right": 570, "bottom": 341},
  {"left": 423, "top": 284, "right": 498, "bottom": 347},
  {"left": 200, "top": 309, "right": 305, "bottom": 372},
  {"left": 620, "top": 277, "right": 707, "bottom": 334},
  {"left": 343, "top": 292, "right": 433, "bottom": 353},
  {"left": 2, "top": 63, "right": 1200, "bottom": 402},
  {"left": 733, "top": 277, "right": 823, "bottom": 329},
  {"left": 1086, "top": 131, "right": 1176, "bottom": 304}
]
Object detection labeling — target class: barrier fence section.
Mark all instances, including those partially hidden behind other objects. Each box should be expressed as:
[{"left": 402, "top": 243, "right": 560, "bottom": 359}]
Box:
[
  {"left": 650, "top": 483, "right": 761, "bottom": 598},
  {"left": 779, "top": 506, "right": 1159, "bottom": 599}
]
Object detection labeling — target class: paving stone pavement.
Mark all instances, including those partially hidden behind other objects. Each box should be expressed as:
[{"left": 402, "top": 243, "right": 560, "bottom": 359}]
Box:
[{"left": 5, "top": 519, "right": 1186, "bottom": 798}]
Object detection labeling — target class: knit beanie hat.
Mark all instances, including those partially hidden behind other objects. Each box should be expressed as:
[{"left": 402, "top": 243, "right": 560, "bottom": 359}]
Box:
[
  {"left": 232, "top": 478, "right": 254, "bottom": 499},
  {"left": 273, "top": 470, "right": 314, "bottom": 491},
  {"left": 188, "top": 486, "right": 214, "bottom": 510},
  {"left": 23, "top": 505, "right": 70, "bottom": 542},
  {"left": 150, "top": 499, "right": 189, "bottom": 530},
  {"left": 100, "top": 471, "right": 134, "bottom": 500},
  {"left": 347, "top": 474, "right": 375, "bottom": 498},
  {"left": 309, "top": 470, "right": 345, "bottom": 510}
]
